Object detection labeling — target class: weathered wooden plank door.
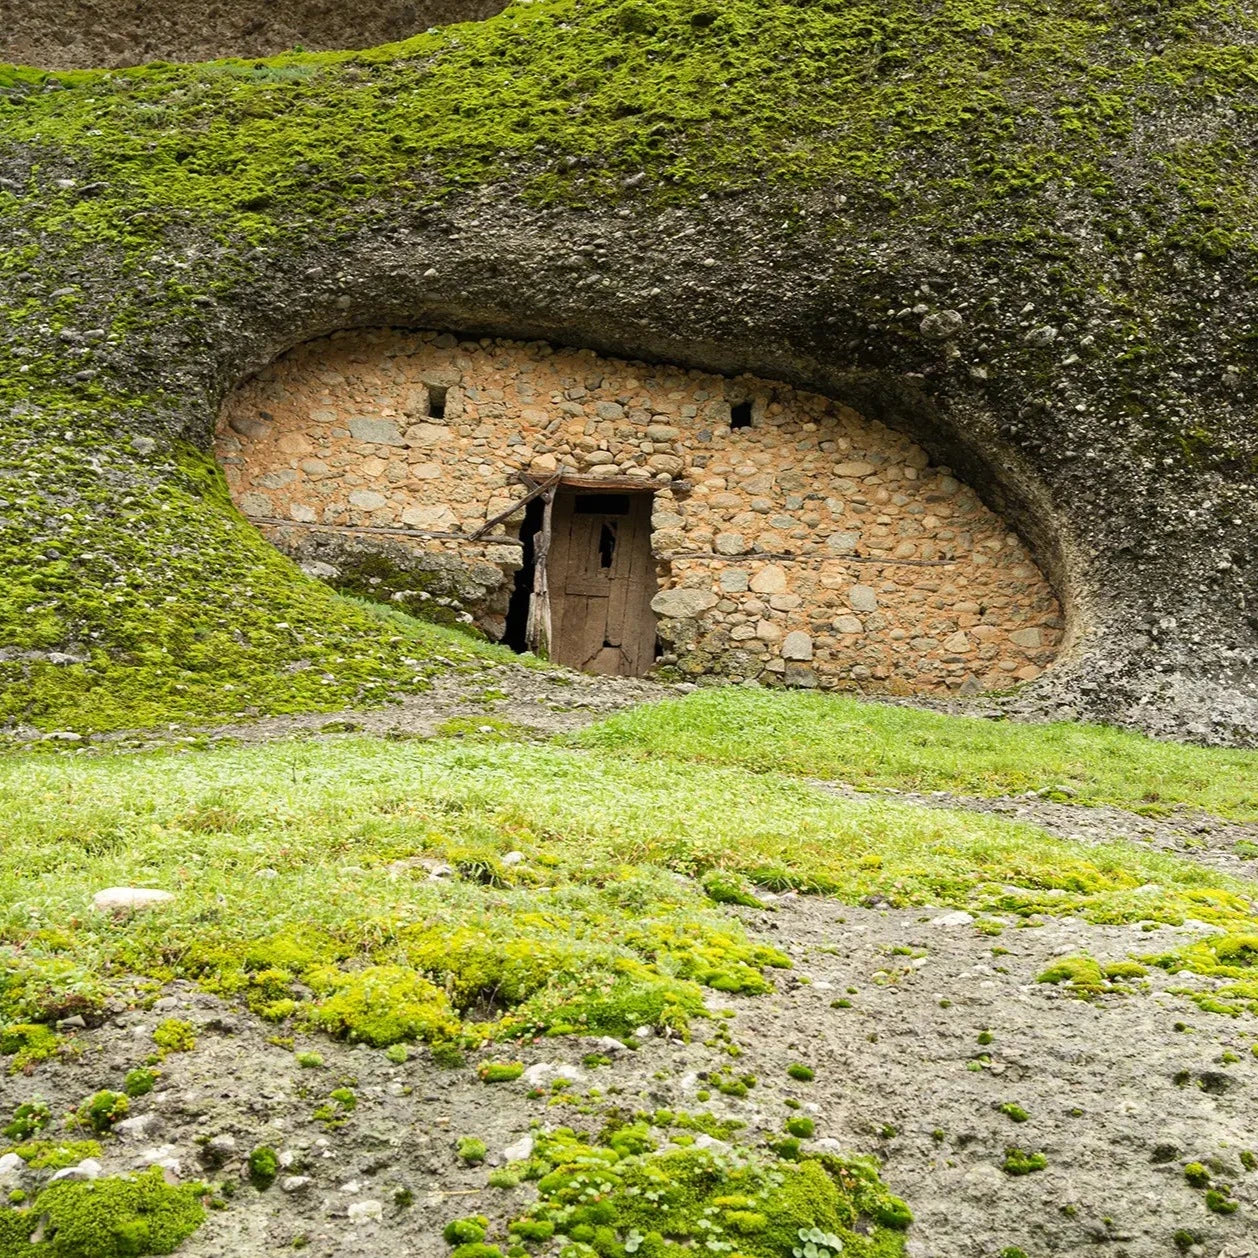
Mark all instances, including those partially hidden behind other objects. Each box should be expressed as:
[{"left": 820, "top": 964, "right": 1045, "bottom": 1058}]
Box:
[{"left": 547, "top": 489, "right": 657, "bottom": 676}]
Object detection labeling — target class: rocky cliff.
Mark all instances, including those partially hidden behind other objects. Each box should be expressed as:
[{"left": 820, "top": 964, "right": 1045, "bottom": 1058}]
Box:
[{"left": 0, "top": 0, "right": 1254, "bottom": 740}]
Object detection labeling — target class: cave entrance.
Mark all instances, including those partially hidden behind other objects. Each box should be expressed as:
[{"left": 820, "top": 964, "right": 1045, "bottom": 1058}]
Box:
[{"left": 508, "top": 480, "right": 658, "bottom": 676}]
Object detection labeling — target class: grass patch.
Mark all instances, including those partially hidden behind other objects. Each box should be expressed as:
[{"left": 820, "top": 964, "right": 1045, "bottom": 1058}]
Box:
[
  {"left": 0, "top": 445, "right": 528, "bottom": 735},
  {"left": 576, "top": 689, "right": 1258, "bottom": 819},
  {"left": 1, "top": 733, "right": 1255, "bottom": 1056}
]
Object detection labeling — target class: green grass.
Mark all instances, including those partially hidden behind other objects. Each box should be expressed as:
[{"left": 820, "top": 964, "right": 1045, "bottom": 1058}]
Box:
[
  {"left": 1, "top": 732, "right": 1255, "bottom": 1052},
  {"left": 576, "top": 689, "right": 1258, "bottom": 820}
]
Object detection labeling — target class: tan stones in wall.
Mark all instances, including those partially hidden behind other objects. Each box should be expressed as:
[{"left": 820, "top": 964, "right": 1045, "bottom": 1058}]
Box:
[{"left": 216, "top": 328, "right": 1064, "bottom": 692}]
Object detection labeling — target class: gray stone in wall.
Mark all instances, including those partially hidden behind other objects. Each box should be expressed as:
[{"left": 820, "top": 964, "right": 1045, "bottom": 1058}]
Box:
[
  {"left": 349, "top": 489, "right": 387, "bottom": 510},
  {"left": 229, "top": 414, "right": 272, "bottom": 440},
  {"left": 720, "top": 568, "right": 749, "bottom": 593},
  {"left": 849, "top": 584, "right": 878, "bottom": 613},
  {"left": 783, "top": 663, "right": 819, "bottom": 688},
  {"left": 749, "top": 565, "right": 788, "bottom": 594},
  {"left": 348, "top": 417, "right": 406, "bottom": 446},
  {"left": 782, "top": 631, "right": 814, "bottom": 660},
  {"left": 826, "top": 532, "right": 859, "bottom": 553},
  {"left": 404, "top": 422, "right": 447, "bottom": 446},
  {"left": 651, "top": 589, "right": 718, "bottom": 618},
  {"left": 714, "top": 532, "right": 746, "bottom": 555},
  {"left": 239, "top": 491, "right": 272, "bottom": 516}
]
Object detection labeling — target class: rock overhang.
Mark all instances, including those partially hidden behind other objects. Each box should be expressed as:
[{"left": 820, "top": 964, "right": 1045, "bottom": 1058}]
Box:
[{"left": 0, "top": 0, "right": 1254, "bottom": 740}]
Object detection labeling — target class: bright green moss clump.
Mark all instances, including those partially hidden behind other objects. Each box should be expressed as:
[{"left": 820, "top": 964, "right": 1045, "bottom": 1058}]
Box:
[
  {"left": 0, "top": 1167, "right": 206, "bottom": 1257},
  {"left": 2, "top": 1103, "right": 51, "bottom": 1143},
  {"left": 1036, "top": 955, "right": 1146, "bottom": 998},
  {"left": 1001, "top": 1148, "right": 1047, "bottom": 1176},
  {"left": 478, "top": 1061, "right": 524, "bottom": 1083},
  {"left": 1145, "top": 933, "right": 1258, "bottom": 1014},
  {"left": 305, "top": 966, "right": 461, "bottom": 1047},
  {"left": 702, "top": 871, "right": 764, "bottom": 909},
  {"left": 152, "top": 1019, "right": 195, "bottom": 1053},
  {"left": 123, "top": 1069, "right": 157, "bottom": 1098},
  {"left": 506, "top": 1125, "right": 911, "bottom": 1257},
  {"left": 443, "top": 1217, "right": 489, "bottom": 1244},
  {"left": 248, "top": 1146, "right": 279, "bottom": 1190},
  {"left": 3, "top": 1140, "right": 100, "bottom": 1172},
  {"left": 0, "top": 1025, "right": 59, "bottom": 1073},
  {"left": 74, "top": 1091, "right": 128, "bottom": 1135}
]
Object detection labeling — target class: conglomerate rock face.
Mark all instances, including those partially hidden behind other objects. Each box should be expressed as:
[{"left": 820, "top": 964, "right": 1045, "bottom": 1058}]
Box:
[
  {"left": 0, "top": 0, "right": 506, "bottom": 69},
  {"left": 0, "top": 0, "right": 1254, "bottom": 741}
]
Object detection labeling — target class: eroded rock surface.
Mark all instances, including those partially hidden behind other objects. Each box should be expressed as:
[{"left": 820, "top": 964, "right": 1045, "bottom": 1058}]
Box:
[{"left": 0, "top": 0, "right": 507, "bottom": 69}]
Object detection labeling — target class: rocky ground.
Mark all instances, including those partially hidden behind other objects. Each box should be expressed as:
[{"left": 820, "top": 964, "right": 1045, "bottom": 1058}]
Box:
[
  {"left": 3, "top": 895, "right": 1257, "bottom": 1258},
  {"left": 5, "top": 672, "right": 1258, "bottom": 1257}
]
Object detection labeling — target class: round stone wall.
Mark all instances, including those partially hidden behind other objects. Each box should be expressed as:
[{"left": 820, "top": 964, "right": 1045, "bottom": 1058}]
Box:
[
  {"left": 1, "top": 0, "right": 506, "bottom": 70},
  {"left": 216, "top": 328, "right": 1064, "bottom": 693}
]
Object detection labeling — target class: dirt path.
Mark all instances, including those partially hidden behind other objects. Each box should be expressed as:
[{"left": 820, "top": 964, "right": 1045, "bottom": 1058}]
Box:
[{"left": 63, "top": 663, "right": 678, "bottom": 751}]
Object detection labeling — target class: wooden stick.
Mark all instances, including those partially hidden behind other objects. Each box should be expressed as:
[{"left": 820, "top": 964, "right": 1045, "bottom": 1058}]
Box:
[
  {"left": 469, "top": 470, "right": 563, "bottom": 539},
  {"left": 664, "top": 551, "right": 954, "bottom": 567}
]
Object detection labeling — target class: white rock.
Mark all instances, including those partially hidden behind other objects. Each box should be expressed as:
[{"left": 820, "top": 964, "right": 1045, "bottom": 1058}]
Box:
[
  {"left": 280, "top": 1175, "right": 312, "bottom": 1193},
  {"left": 930, "top": 910, "right": 975, "bottom": 927},
  {"left": 92, "top": 887, "right": 174, "bottom": 912},
  {"left": 0, "top": 1152, "right": 23, "bottom": 1182},
  {"left": 348, "top": 1200, "right": 383, "bottom": 1222},
  {"left": 499, "top": 1135, "right": 534, "bottom": 1164},
  {"left": 114, "top": 1113, "right": 163, "bottom": 1141},
  {"left": 50, "top": 1158, "right": 101, "bottom": 1182},
  {"left": 136, "top": 1147, "right": 182, "bottom": 1179},
  {"left": 692, "top": 1134, "right": 730, "bottom": 1153},
  {"left": 501, "top": 851, "right": 526, "bottom": 866},
  {"left": 521, "top": 1062, "right": 586, "bottom": 1088}
]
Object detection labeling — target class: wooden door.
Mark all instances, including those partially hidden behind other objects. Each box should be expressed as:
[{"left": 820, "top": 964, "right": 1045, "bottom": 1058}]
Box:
[{"left": 547, "top": 489, "right": 658, "bottom": 676}]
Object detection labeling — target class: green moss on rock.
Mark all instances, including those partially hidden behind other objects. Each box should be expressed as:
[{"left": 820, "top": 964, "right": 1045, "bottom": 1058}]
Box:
[{"left": 0, "top": 1167, "right": 205, "bottom": 1257}]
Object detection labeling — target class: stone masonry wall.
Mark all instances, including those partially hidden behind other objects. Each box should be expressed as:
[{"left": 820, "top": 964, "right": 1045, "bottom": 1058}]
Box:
[{"left": 216, "top": 329, "right": 1063, "bottom": 692}]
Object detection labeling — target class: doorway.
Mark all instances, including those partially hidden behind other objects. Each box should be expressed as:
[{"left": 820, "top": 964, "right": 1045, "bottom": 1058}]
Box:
[{"left": 543, "top": 484, "right": 658, "bottom": 676}]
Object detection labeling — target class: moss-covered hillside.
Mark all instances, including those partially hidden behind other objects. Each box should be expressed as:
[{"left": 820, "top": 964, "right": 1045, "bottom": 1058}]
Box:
[{"left": 1, "top": 0, "right": 1255, "bottom": 734}]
